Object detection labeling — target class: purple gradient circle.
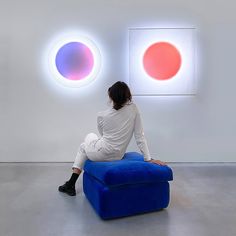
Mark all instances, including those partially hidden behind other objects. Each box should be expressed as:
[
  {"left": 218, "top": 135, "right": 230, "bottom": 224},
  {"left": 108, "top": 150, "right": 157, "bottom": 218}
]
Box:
[{"left": 55, "top": 42, "right": 94, "bottom": 80}]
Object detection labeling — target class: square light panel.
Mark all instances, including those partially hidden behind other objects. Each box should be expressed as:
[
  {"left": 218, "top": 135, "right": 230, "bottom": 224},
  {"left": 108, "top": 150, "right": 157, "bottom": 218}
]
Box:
[{"left": 129, "top": 28, "right": 196, "bottom": 95}]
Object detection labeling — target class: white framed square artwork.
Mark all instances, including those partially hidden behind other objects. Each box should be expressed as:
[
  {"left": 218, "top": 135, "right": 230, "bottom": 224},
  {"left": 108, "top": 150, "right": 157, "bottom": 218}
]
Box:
[{"left": 129, "top": 28, "right": 196, "bottom": 96}]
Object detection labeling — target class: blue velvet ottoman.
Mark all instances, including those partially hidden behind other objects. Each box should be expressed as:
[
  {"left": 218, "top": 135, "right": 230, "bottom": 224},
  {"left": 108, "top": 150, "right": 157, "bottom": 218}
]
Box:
[{"left": 83, "top": 152, "right": 173, "bottom": 220}]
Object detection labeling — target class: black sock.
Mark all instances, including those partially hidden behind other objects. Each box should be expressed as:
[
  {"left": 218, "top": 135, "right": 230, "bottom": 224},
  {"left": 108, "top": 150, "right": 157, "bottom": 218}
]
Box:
[{"left": 67, "top": 173, "right": 79, "bottom": 187}]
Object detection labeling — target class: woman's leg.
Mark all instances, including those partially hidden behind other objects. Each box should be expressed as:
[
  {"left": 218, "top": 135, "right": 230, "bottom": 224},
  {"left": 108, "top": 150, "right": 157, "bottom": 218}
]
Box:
[
  {"left": 58, "top": 133, "right": 99, "bottom": 196},
  {"left": 72, "top": 142, "right": 88, "bottom": 171},
  {"left": 58, "top": 143, "right": 88, "bottom": 196}
]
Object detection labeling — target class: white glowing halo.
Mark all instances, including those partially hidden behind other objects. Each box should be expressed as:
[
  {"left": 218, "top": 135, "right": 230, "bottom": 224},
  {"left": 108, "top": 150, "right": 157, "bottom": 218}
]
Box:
[{"left": 48, "top": 35, "right": 101, "bottom": 88}]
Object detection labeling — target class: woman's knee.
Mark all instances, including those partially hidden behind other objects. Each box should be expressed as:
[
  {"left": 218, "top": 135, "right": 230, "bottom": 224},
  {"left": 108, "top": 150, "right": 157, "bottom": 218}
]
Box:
[{"left": 85, "top": 133, "right": 98, "bottom": 144}]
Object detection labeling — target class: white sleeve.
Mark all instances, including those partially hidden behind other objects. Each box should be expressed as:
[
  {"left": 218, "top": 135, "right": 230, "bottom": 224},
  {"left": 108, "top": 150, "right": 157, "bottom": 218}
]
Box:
[
  {"left": 97, "top": 113, "right": 103, "bottom": 136},
  {"left": 134, "top": 107, "right": 151, "bottom": 161}
]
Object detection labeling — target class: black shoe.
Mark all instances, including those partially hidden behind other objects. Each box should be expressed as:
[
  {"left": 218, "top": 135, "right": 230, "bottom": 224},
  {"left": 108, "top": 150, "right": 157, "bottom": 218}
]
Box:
[{"left": 58, "top": 182, "right": 76, "bottom": 196}]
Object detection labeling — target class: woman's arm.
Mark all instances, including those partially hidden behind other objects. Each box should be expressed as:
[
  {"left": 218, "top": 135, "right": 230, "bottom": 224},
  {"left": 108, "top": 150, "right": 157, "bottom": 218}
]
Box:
[
  {"left": 133, "top": 107, "right": 152, "bottom": 161},
  {"left": 134, "top": 106, "right": 166, "bottom": 166}
]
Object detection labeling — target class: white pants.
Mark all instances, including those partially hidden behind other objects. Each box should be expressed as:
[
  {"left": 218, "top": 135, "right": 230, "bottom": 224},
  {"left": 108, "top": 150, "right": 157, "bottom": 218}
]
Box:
[{"left": 72, "top": 133, "right": 106, "bottom": 170}]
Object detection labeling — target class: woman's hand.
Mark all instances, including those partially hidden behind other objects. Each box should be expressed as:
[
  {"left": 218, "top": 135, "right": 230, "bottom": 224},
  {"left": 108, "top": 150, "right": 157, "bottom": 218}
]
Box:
[{"left": 148, "top": 159, "right": 166, "bottom": 166}]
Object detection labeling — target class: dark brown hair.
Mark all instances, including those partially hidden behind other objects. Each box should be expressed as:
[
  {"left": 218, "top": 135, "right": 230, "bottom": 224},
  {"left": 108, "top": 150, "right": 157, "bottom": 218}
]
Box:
[{"left": 108, "top": 81, "right": 132, "bottom": 110}]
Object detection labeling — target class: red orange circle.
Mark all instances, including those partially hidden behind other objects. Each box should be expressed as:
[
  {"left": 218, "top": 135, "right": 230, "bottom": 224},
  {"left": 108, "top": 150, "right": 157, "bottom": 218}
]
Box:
[{"left": 143, "top": 42, "right": 182, "bottom": 80}]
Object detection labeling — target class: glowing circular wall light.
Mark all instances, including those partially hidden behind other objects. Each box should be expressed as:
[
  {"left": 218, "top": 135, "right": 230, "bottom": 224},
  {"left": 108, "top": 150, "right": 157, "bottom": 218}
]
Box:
[
  {"left": 143, "top": 42, "right": 182, "bottom": 81},
  {"left": 49, "top": 36, "right": 101, "bottom": 88}
]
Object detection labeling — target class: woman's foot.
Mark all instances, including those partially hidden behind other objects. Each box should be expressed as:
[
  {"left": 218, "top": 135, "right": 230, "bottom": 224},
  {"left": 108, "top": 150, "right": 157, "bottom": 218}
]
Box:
[{"left": 58, "top": 182, "right": 76, "bottom": 196}]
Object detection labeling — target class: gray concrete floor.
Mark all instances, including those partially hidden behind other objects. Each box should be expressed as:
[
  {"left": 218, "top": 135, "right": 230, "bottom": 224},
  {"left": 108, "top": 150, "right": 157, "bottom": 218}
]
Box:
[{"left": 0, "top": 163, "right": 236, "bottom": 236}]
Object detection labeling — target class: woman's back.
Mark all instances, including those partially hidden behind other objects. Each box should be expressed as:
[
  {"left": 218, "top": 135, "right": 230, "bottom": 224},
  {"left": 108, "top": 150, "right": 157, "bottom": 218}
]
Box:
[{"left": 97, "top": 103, "right": 137, "bottom": 159}]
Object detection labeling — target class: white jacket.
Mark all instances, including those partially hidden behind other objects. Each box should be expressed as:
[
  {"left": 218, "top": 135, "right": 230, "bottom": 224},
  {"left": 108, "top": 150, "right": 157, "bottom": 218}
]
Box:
[{"left": 97, "top": 102, "right": 151, "bottom": 161}]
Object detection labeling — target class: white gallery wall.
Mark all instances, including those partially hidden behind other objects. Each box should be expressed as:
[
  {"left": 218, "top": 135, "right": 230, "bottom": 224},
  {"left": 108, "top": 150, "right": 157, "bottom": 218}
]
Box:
[{"left": 0, "top": 0, "right": 236, "bottom": 162}]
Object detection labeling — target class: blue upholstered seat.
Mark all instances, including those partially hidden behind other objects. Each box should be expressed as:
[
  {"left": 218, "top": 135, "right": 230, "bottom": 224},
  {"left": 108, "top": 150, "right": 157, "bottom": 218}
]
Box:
[
  {"left": 84, "top": 152, "right": 173, "bottom": 186},
  {"left": 83, "top": 152, "right": 173, "bottom": 220}
]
